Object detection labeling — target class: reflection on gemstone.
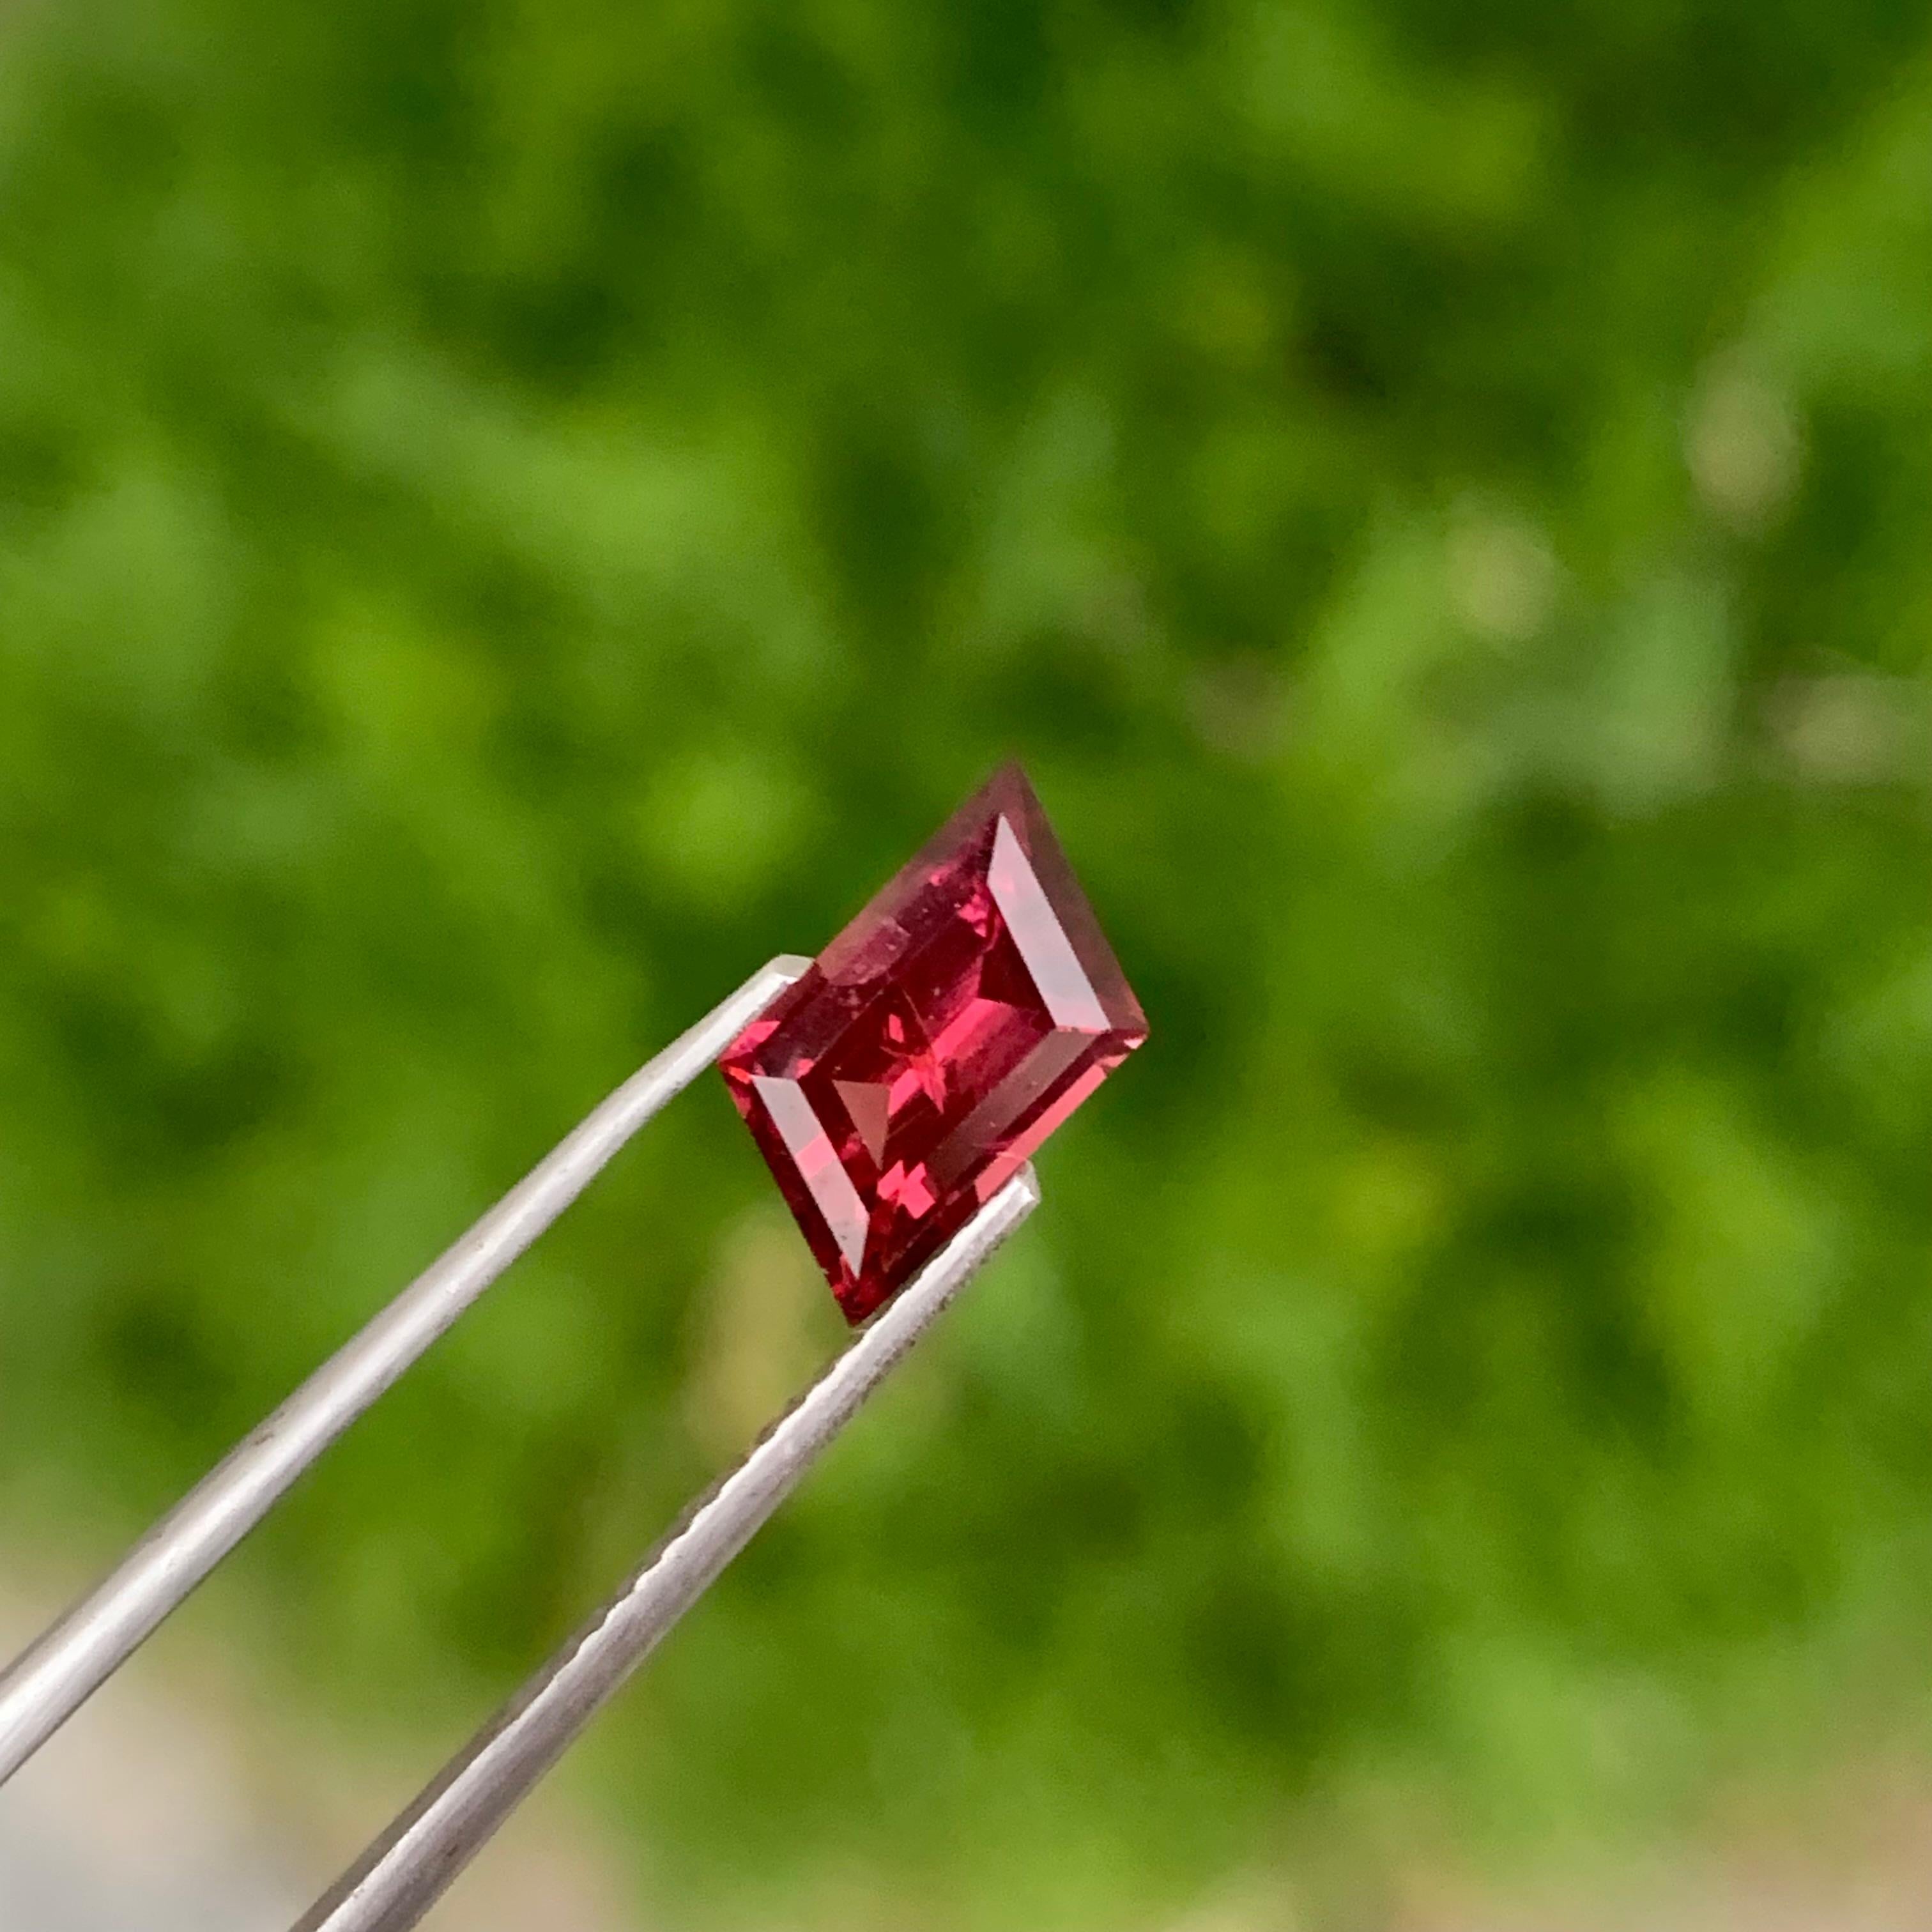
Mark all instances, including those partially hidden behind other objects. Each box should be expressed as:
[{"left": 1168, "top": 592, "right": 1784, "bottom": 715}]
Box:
[
  {"left": 749, "top": 1075, "right": 870, "bottom": 1275},
  {"left": 832, "top": 1080, "right": 891, "bottom": 1165},
  {"left": 721, "top": 764, "right": 1147, "bottom": 1322},
  {"left": 987, "top": 816, "right": 1112, "bottom": 1032}
]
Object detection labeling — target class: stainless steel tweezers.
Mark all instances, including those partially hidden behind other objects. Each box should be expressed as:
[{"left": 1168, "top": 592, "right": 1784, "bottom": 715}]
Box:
[{"left": 0, "top": 955, "right": 1041, "bottom": 1930}]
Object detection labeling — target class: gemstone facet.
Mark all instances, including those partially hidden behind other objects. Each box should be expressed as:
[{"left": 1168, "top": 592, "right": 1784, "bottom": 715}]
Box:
[{"left": 720, "top": 764, "right": 1147, "bottom": 1322}]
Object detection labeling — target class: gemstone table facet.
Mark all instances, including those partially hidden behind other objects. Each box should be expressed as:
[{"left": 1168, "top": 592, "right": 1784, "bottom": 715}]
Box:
[{"left": 720, "top": 764, "right": 1148, "bottom": 1322}]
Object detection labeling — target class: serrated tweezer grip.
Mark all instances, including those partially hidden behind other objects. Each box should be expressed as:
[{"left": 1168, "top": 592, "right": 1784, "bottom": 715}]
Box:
[{"left": 294, "top": 1166, "right": 1040, "bottom": 1932}]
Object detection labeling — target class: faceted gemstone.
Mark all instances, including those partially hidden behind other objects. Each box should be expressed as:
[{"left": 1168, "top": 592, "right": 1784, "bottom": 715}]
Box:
[{"left": 720, "top": 764, "right": 1147, "bottom": 1323}]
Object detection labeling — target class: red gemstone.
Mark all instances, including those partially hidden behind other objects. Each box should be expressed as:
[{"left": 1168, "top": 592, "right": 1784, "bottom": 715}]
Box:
[{"left": 720, "top": 764, "right": 1147, "bottom": 1322}]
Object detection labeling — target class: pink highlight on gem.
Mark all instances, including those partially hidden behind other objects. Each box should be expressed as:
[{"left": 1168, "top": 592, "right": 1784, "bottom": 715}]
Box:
[
  {"left": 987, "top": 816, "right": 1112, "bottom": 1032},
  {"left": 749, "top": 1075, "right": 871, "bottom": 1275}
]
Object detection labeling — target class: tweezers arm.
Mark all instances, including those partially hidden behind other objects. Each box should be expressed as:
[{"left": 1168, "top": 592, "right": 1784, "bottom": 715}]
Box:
[
  {"left": 0, "top": 954, "right": 811, "bottom": 1788},
  {"left": 294, "top": 1167, "right": 1041, "bottom": 1932}
]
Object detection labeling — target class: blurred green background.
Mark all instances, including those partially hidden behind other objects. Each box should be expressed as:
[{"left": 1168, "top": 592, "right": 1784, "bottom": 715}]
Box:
[{"left": 5, "top": 0, "right": 1932, "bottom": 1924}]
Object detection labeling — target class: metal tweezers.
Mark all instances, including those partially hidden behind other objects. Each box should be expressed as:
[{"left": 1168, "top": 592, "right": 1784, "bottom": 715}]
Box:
[{"left": 0, "top": 956, "right": 1042, "bottom": 1930}]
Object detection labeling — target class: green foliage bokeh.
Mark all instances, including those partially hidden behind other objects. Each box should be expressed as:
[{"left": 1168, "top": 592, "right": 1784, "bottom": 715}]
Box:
[{"left": 5, "top": 0, "right": 1932, "bottom": 1922}]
